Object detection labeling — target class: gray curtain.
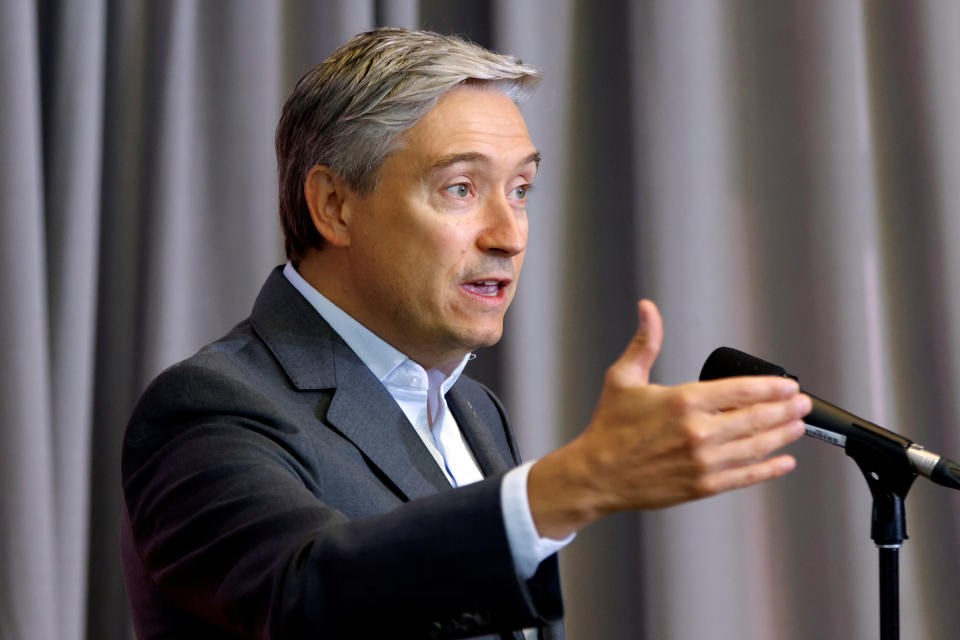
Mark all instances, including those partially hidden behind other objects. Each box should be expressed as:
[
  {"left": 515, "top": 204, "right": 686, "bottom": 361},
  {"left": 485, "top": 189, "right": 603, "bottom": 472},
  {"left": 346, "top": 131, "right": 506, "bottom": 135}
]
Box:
[{"left": 2, "top": 1, "right": 959, "bottom": 638}]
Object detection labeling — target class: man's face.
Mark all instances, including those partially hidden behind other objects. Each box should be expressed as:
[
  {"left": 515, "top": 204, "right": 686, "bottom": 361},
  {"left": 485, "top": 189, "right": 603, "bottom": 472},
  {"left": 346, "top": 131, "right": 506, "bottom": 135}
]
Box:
[{"left": 340, "top": 85, "right": 538, "bottom": 369}]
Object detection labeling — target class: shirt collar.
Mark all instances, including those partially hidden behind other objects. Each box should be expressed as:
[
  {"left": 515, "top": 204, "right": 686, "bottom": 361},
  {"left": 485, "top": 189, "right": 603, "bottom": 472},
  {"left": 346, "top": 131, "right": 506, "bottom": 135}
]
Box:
[{"left": 282, "top": 262, "right": 471, "bottom": 388}]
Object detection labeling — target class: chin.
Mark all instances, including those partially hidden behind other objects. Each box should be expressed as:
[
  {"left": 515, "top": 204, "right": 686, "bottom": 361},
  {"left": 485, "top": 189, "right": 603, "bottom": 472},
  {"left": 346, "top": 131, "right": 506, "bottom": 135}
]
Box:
[
  {"left": 439, "top": 323, "right": 499, "bottom": 352},
  {"left": 464, "top": 327, "right": 505, "bottom": 350}
]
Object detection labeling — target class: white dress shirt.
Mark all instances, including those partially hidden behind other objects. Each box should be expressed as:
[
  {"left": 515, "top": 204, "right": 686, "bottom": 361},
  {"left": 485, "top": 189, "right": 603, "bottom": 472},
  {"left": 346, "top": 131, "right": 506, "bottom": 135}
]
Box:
[{"left": 283, "top": 262, "right": 570, "bottom": 579}]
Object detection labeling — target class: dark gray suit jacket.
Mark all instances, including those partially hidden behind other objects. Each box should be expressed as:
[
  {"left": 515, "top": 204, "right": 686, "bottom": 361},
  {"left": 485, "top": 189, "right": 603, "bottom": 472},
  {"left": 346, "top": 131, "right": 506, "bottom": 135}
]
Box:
[{"left": 121, "top": 267, "right": 563, "bottom": 639}]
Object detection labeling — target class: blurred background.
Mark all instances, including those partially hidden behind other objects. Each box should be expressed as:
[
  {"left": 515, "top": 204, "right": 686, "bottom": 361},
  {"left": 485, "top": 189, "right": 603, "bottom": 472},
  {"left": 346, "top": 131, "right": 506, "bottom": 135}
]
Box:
[{"left": 3, "top": 0, "right": 960, "bottom": 638}]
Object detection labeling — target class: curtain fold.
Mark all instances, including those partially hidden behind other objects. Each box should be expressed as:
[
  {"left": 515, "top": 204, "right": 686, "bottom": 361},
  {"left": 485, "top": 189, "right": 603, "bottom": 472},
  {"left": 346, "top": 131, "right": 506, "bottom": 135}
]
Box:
[
  {"left": 3, "top": 1, "right": 960, "bottom": 638},
  {"left": 42, "top": 3, "right": 107, "bottom": 636},
  {"left": 2, "top": 2, "right": 65, "bottom": 639}
]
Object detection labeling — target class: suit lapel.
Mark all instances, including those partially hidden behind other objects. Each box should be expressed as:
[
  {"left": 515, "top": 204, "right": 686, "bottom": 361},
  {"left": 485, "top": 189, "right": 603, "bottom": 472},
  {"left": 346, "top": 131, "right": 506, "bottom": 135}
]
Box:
[
  {"left": 249, "top": 267, "right": 451, "bottom": 501},
  {"left": 447, "top": 385, "right": 514, "bottom": 477},
  {"left": 324, "top": 338, "right": 453, "bottom": 499}
]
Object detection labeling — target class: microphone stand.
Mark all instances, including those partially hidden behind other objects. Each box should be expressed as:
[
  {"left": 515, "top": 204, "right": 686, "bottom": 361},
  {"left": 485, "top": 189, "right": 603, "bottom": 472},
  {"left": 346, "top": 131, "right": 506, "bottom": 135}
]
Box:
[
  {"left": 698, "top": 347, "right": 960, "bottom": 636},
  {"left": 844, "top": 438, "right": 917, "bottom": 640}
]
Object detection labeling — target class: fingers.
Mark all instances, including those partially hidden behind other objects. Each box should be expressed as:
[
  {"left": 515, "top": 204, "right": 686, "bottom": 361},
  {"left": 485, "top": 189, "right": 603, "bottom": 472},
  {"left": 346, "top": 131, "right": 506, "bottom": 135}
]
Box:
[
  {"left": 682, "top": 398, "right": 807, "bottom": 498},
  {"left": 673, "top": 392, "right": 808, "bottom": 459},
  {"left": 683, "top": 375, "right": 802, "bottom": 413},
  {"left": 695, "top": 454, "right": 798, "bottom": 497},
  {"left": 611, "top": 299, "right": 664, "bottom": 385},
  {"left": 693, "top": 419, "right": 806, "bottom": 474},
  {"left": 707, "top": 393, "right": 812, "bottom": 443}
]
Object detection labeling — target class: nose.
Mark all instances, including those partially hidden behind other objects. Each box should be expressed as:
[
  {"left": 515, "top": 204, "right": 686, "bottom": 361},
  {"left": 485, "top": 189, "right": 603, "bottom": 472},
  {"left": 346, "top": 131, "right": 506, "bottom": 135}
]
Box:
[{"left": 476, "top": 193, "right": 527, "bottom": 257}]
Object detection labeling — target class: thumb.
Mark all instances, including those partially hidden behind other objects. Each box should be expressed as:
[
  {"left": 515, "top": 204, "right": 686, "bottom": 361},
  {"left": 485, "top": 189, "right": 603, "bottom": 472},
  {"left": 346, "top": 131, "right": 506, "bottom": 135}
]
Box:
[{"left": 613, "top": 299, "right": 663, "bottom": 385}]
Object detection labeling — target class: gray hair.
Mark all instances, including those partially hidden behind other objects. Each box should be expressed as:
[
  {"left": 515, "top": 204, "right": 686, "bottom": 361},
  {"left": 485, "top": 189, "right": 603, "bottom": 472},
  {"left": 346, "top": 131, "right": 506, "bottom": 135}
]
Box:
[{"left": 275, "top": 27, "right": 541, "bottom": 262}]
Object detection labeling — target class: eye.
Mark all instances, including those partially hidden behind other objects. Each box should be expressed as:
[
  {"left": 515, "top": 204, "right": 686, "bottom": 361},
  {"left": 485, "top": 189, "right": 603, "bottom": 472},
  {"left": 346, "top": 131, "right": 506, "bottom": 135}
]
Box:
[
  {"left": 510, "top": 184, "right": 535, "bottom": 200},
  {"left": 445, "top": 183, "right": 470, "bottom": 198}
]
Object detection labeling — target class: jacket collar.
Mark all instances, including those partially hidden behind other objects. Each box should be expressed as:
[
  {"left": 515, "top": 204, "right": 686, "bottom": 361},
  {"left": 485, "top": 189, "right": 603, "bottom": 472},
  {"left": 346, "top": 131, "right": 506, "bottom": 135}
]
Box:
[
  {"left": 248, "top": 267, "right": 450, "bottom": 498},
  {"left": 247, "top": 267, "right": 513, "bottom": 499}
]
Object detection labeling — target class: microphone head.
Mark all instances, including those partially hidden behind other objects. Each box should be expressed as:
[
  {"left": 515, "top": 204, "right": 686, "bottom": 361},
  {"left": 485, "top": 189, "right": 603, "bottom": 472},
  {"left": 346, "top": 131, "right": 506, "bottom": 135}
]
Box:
[{"left": 700, "top": 346, "right": 791, "bottom": 381}]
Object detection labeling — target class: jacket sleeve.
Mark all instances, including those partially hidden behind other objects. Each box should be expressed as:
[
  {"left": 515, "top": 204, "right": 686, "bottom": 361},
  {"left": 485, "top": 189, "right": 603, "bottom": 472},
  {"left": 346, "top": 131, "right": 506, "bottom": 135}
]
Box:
[{"left": 121, "top": 361, "right": 562, "bottom": 639}]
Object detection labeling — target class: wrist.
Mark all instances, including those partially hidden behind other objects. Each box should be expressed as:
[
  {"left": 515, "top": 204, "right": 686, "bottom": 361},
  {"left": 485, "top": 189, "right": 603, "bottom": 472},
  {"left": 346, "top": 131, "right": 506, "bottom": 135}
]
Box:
[{"left": 527, "top": 438, "right": 605, "bottom": 539}]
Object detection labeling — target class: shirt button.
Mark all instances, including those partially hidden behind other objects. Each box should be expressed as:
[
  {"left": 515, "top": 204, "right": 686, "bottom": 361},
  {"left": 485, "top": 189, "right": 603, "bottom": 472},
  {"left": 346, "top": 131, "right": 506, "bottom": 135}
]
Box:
[{"left": 410, "top": 376, "right": 422, "bottom": 387}]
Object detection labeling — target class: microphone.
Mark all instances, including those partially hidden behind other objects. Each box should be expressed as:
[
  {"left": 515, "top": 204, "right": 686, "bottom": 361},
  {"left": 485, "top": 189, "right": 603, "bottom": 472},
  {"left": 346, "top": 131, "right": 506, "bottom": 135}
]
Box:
[{"left": 700, "top": 346, "right": 960, "bottom": 491}]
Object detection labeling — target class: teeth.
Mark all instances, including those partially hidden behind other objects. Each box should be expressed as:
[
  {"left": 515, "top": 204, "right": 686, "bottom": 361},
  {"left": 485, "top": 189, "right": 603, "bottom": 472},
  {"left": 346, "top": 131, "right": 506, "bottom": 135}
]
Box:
[{"left": 477, "top": 280, "right": 498, "bottom": 285}]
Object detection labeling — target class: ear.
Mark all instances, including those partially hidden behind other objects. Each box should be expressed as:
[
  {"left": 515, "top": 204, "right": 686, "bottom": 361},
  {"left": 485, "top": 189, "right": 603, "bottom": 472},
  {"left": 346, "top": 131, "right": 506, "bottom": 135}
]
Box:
[{"left": 304, "top": 165, "right": 353, "bottom": 247}]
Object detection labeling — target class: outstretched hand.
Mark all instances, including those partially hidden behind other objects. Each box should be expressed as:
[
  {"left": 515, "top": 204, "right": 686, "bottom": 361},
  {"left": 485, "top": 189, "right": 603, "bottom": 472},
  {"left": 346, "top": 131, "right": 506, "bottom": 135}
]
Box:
[{"left": 528, "top": 300, "right": 810, "bottom": 539}]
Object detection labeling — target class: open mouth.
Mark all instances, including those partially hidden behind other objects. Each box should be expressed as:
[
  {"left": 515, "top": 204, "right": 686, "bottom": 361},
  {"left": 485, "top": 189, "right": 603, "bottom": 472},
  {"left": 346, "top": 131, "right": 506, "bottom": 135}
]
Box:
[{"left": 462, "top": 280, "right": 507, "bottom": 297}]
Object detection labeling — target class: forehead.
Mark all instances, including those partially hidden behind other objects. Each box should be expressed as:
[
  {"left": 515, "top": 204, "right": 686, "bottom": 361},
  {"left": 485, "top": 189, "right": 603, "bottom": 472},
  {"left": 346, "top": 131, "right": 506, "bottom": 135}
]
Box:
[{"left": 399, "top": 85, "right": 537, "bottom": 165}]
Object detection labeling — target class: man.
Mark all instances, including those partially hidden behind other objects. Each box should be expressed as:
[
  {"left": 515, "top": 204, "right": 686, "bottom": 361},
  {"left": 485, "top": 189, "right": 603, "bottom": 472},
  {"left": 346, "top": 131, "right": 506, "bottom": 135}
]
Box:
[{"left": 121, "top": 28, "right": 810, "bottom": 639}]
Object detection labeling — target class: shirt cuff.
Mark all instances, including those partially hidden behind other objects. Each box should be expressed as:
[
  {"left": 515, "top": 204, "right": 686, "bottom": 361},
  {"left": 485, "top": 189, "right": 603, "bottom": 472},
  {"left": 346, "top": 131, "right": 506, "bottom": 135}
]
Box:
[{"left": 501, "top": 460, "right": 576, "bottom": 580}]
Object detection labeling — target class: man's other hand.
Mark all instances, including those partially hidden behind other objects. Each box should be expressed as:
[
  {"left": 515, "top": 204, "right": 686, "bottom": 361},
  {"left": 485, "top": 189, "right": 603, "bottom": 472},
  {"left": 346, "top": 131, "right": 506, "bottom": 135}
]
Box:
[{"left": 528, "top": 300, "right": 811, "bottom": 540}]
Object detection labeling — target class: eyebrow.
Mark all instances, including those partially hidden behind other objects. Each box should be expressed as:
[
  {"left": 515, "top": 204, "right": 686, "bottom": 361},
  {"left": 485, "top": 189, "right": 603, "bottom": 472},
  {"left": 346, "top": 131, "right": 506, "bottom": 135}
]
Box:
[{"left": 430, "top": 151, "right": 541, "bottom": 171}]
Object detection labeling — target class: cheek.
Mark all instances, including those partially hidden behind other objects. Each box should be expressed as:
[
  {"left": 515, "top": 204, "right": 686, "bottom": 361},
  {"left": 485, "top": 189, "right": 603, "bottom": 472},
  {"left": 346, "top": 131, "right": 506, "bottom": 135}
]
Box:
[
  {"left": 363, "top": 207, "right": 475, "bottom": 284},
  {"left": 382, "top": 230, "right": 464, "bottom": 288},
  {"left": 423, "top": 226, "right": 472, "bottom": 269}
]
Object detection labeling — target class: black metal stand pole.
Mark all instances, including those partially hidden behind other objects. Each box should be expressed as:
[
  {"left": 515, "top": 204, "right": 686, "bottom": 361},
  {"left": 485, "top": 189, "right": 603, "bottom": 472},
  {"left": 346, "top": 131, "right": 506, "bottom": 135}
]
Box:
[{"left": 878, "top": 546, "right": 899, "bottom": 640}]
